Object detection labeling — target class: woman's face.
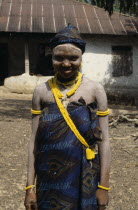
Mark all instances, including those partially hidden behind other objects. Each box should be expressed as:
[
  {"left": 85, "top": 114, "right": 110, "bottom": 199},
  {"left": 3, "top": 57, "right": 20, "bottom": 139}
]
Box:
[{"left": 52, "top": 44, "right": 82, "bottom": 79}]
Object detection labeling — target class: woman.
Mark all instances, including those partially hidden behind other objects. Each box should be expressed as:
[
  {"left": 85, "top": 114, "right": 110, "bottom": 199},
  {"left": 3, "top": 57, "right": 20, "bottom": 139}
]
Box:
[{"left": 24, "top": 25, "right": 111, "bottom": 210}]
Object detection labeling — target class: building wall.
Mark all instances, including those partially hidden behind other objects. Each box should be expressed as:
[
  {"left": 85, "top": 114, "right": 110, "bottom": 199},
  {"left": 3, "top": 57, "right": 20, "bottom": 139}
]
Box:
[
  {"left": 82, "top": 36, "right": 138, "bottom": 97},
  {"left": 2, "top": 34, "right": 138, "bottom": 100}
]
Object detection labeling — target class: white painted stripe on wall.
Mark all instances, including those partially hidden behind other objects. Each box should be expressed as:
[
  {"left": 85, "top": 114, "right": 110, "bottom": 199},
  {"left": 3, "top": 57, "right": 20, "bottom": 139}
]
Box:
[
  {"left": 52, "top": 1, "right": 56, "bottom": 32},
  {"left": 30, "top": 3, "right": 33, "bottom": 32},
  {"left": 72, "top": 5, "right": 79, "bottom": 31},
  {"left": 130, "top": 17, "right": 138, "bottom": 34},
  {"left": 83, "top": 5, "right": 92, "bottom": 33},
  {"left": 106, "top": 12, "right": 116, "bottom": 34},
  {"left": 42, "top": 4, "right": 44, "bottom": 32},
  {"left": 18, "top": 0, "right": 23, "bottom": 32},
  {"left": 93, "top": 7, "right": 104, "bottom": 34},
  {"left": 120, "top": 19, "right": 127, "bottom": 34},
  {"left": 6, "top": 0, "right": 12, "bottom": 31},
  {"left": 62, "top": 5, "right": 67, "bottom": 27}
]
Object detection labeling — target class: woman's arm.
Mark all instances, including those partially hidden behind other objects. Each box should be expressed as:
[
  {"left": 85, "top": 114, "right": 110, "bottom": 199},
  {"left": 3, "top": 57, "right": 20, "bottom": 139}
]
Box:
[
  {"left": 95, "top": 83, "right": 111, "bottom": 209},
  {"left": 24, "top": 87, "right": 41, "bottom": 210}
]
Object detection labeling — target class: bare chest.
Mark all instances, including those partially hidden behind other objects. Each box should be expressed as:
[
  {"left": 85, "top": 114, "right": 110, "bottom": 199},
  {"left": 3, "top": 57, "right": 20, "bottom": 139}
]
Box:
[{"left": 40, "top": 80, "right": 96, "bottom": 109}]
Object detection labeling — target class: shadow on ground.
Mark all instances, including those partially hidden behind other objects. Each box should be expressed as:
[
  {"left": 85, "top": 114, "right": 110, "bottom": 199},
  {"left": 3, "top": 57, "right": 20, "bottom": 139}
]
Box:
[{"left": 0, "top": 99, "right": 32, "bottom": 120}]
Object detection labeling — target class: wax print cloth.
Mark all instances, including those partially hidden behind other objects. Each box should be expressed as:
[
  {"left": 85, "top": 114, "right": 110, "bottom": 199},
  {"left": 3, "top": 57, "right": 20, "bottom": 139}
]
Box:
[{"left": 35, "top": 101, "right": 100, "bottom": 210}]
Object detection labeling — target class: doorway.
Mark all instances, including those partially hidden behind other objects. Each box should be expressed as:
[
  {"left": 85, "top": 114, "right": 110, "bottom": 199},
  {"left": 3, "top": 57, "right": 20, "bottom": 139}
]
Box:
[{"left": 0, "top": 43, "right": 8, "bottom": 85}]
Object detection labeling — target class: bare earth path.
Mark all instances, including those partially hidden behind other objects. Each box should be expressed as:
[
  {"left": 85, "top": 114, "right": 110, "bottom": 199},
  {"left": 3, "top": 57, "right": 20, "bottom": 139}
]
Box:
[{"left": 0, "top": 90, "right": 137, "bottom": 210}]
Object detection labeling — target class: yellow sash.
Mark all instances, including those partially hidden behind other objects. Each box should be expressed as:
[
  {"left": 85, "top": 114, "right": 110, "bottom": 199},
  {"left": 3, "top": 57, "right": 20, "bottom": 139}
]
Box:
[{"left": 48, "top": 77, "right": 95, "bottom": 160}]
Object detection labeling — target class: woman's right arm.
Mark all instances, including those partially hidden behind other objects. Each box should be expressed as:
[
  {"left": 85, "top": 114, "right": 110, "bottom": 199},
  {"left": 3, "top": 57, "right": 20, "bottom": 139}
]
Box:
[{"left": 24, "top": 87, "right": 41, "bottom": 210}]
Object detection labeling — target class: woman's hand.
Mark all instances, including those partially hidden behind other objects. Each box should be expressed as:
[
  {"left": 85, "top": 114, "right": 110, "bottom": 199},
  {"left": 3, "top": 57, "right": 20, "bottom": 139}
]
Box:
[
  {"left": 96, "top": 189, "right": 109, "bottom": 210},
  {"left": 24, "top": 190, "right": 38, "bottom": 210}
]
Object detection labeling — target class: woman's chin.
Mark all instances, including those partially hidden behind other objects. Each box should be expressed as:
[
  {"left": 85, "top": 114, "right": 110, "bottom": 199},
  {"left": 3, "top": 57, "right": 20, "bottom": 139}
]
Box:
[{"left": 59, "top": 71, "right": 76, "bottom": 79}]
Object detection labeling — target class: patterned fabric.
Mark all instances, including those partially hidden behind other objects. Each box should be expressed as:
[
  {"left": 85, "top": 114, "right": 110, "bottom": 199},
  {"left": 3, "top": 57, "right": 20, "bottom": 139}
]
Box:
[
  {"left": 49, "top": 24, "right": 86, "bottom": 54},
  {"left": 35, "top": 101, "right": 100, "bottom": 210}
]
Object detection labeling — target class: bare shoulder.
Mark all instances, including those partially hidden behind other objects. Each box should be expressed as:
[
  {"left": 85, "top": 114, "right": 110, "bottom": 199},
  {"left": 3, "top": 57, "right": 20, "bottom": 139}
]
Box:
[
  {"left": 83, "top": 76, "right": 105, "bottom": 92},
  {"left": 83, "top": 76, "right": 107, "bottom": 109},
  {"left": 33, "top": 82, "right": 47, "bottom": 96},
  {"left": 32, "top": 82, "right": 47, "bottom": 103},
  {"left": 32, "top": 80, "right": 54, "bottom": 107}
]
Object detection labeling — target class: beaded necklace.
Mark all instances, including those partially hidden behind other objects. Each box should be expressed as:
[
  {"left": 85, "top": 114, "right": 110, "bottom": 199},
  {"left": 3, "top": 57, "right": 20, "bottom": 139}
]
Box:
[
  {"left": 53, "top": 72, "right": 82, "bottom": 99},
  {"left": 56, "top": 73, "right": 78, "bottom": 85}
]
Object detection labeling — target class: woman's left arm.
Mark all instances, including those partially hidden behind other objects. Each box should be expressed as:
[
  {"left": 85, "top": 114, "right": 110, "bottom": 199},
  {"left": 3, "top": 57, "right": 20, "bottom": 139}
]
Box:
[{"left": 95, "top": 83, "right": 111, "bottom": 209}]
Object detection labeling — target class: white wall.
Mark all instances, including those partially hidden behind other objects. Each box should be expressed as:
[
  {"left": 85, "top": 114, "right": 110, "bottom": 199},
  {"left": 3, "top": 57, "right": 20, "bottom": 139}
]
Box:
[{"left": 82, "top": 36, "right": 138, "bottom": 96}]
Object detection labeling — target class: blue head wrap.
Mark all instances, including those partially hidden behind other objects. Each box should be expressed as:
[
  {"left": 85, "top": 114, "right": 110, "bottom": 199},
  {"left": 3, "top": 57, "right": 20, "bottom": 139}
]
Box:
[{"left": 49, "top": 24, "right": 86, "bottom": 54}]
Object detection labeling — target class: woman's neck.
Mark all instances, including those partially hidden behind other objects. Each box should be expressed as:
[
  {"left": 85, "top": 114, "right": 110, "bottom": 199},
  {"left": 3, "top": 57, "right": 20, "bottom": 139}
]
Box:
[{"left": 56, "top": 72, "right": 78, "bottom": 83}]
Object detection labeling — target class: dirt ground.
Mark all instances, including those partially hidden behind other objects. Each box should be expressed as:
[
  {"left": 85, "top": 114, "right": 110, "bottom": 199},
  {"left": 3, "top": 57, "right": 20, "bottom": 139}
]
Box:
[{"left": 0, "top": 88, "right": 137, "bottom": 210}]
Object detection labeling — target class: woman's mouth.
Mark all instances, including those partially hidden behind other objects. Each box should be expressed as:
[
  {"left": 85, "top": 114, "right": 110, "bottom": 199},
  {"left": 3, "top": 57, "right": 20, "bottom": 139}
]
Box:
[
  {"left": 62, "top": 68, "right": 73, "bottom": 73},
  {"left": 62, "top": 67, "right": 72, "bottom": 71}
]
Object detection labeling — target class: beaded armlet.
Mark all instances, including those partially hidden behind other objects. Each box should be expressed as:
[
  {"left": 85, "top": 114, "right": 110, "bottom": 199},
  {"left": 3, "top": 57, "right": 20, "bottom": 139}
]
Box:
[
  {"left": 31, "top": 109, "right": 42, "bottom": 115},
  {"left": 96, "top": 109, "right": 110, "bottom": 116},
  {"left": 31, "top": 109, "right": 110, "bottom": 116}
]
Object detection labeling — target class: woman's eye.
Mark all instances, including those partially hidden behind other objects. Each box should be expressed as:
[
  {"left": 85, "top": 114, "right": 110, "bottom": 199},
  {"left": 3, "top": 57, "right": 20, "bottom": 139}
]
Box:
[
  {"left": 70, "top": 56, "right": 78, "bottom": 61},
  {"left": 55, "top": 56, "right": 63, "bottom": 61}
]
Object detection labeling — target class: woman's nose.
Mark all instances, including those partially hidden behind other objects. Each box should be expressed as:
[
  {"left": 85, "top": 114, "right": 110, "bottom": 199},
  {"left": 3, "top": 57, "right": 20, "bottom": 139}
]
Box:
[{"left": 62, "top": 60, "right": 71, "bottom": 67}]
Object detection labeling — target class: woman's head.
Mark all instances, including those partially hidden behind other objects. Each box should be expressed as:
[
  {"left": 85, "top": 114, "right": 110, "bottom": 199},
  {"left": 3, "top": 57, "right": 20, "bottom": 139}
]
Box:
[
  {"left": 52, "top": 43, "right": 82, "bottom": 79},
  {"left": 50, "top": 24, "right": 85, "bottom": 79}
]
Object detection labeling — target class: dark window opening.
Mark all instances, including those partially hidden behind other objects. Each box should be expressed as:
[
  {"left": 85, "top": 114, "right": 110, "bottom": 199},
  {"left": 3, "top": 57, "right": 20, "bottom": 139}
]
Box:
[
  {"left": 35, "top": 44, "right": 54, "bottom": 76},
  {"left": 0, "top": 43, "right": 8, "bottom": 85},
  {"left": 112, "top": 46, "right": 133, "bottom": 77}
]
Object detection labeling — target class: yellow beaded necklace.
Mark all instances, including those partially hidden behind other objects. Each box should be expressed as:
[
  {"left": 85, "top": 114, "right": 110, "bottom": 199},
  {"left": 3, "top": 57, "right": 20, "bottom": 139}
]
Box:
[
  {"left": 56, "top": 74, "right": 79, "bottom": 88},
  {"left": 53, "top": 72, "right": 82, "bottom": 99},
  {"left": 48, "top": 72, "right": 95, "bottom": 160}
]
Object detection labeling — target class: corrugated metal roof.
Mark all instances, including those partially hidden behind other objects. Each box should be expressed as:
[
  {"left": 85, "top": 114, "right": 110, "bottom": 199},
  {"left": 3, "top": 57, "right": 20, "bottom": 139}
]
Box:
[{"left": 0, "top": 0, "right": 138, "bottom": 35}]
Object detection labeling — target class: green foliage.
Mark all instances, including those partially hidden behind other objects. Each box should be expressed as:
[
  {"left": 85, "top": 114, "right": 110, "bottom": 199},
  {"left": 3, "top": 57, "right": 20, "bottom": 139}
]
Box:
[{"left": 78, "top": 0, "right": 138, "bottom": 16}]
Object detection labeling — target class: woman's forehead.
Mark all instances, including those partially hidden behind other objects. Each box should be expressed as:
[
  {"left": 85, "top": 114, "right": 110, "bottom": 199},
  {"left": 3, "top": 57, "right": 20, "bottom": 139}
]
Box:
[{"left": 53, "top": 44, "right": 82, "bottom": 55}]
